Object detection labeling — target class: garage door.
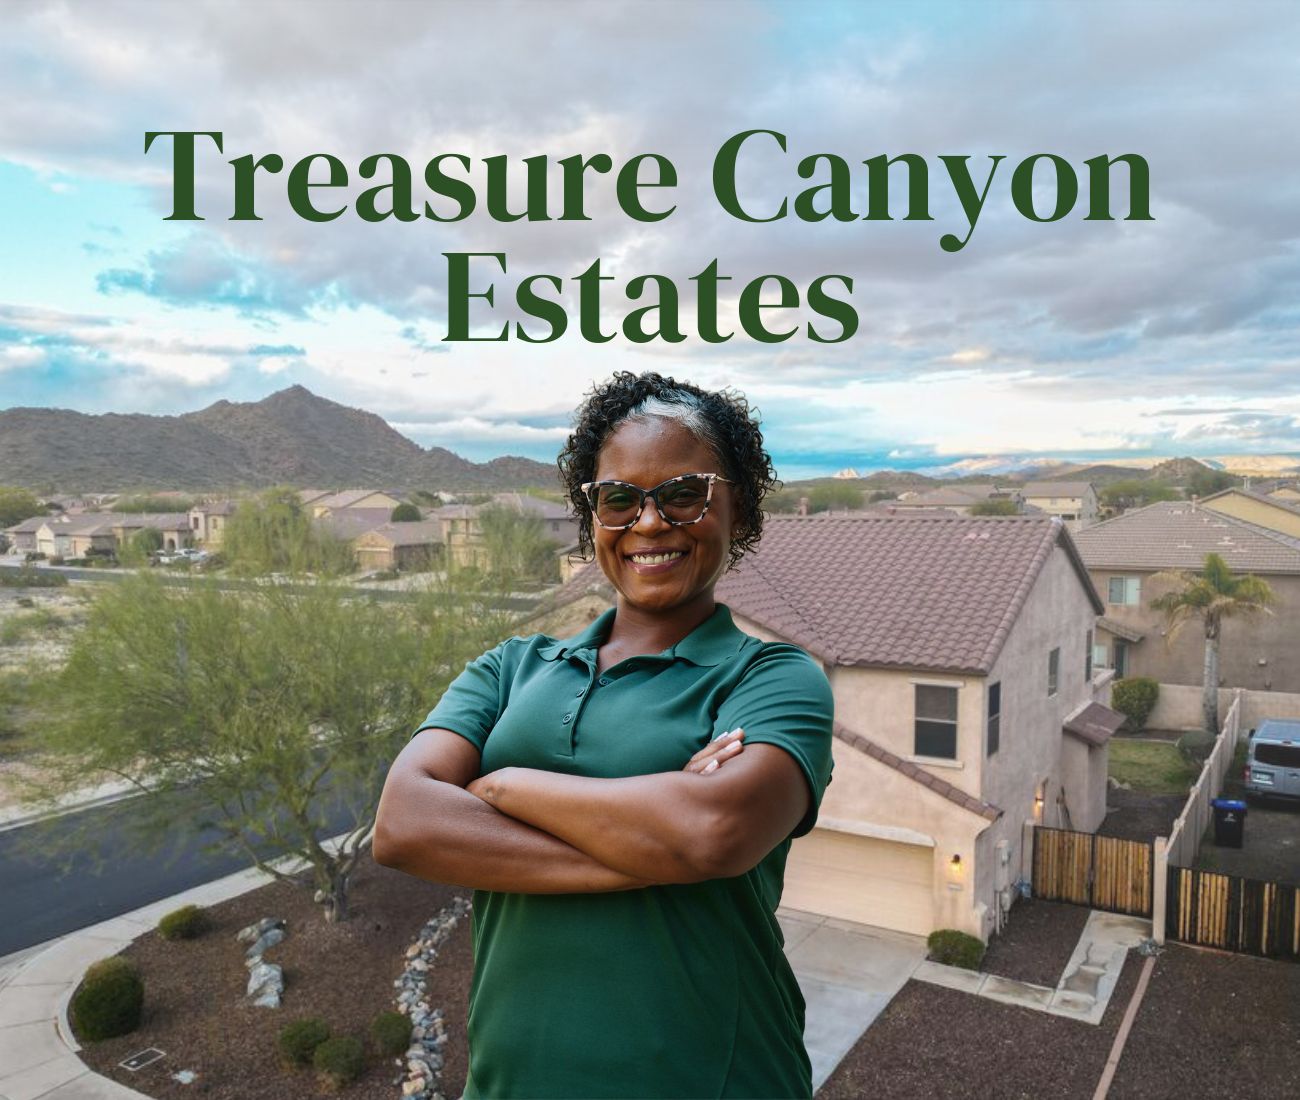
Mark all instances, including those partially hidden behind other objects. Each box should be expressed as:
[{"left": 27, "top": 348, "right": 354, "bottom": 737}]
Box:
[{"left": 782, "top": 829, "right": 934, "bottom": 935}]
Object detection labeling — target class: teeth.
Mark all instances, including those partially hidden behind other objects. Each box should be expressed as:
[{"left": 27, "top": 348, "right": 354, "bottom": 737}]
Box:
[{"left": 630, "top": 551, "right": 685, "bottom": 565}]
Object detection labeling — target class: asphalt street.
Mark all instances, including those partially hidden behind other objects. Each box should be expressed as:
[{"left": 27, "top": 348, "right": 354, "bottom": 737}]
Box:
[{"left": 0, "top": 788, "right": 360, "bottom": 956}]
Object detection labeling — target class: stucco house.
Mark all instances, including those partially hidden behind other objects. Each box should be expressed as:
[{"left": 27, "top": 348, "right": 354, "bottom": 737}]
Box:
[
  {"left": 436, "top": 494, "right": 579, "bottom": 569},
  {"left": 299, "top": 489, "right": 405, "bottom": 517},
  {"left": 1073, "top": 500, "right": 1300, "bottom": 693},
  {"left": 188, "top": 500, "right": 236, "bottom": 547},
  {"left": 354, "top": 521, "right": 445, "bottom": 571},
  {"left": 1199, "top": 487, "right": 1300, "bottom": 540},
  {"left": 539, "top": 513, "right": 1116, "bottom": 942},
  {"left": 1021, "top": 481, "right": 1098, "bottom": 531},
  {"left": 889, "top": 485, "right": 1023, "bottom": 516}
]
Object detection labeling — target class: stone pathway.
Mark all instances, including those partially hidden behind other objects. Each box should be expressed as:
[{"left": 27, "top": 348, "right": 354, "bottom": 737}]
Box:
[{"left": 915, "top": 910, "right": 1151, "bottom": 1025}]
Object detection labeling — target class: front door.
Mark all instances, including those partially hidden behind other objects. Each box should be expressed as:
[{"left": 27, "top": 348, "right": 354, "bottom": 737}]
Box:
[{"left": 1114, "top": 640, "right": 1129, "bottom": 678}]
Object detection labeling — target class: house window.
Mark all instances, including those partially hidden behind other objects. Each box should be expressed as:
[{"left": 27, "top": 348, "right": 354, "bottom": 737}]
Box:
[
  {"left": 1047, "top": 647, "right": 1060, "bottom": 697},
  {"left": 1107, "top": 576, "right": 1141, "bottom": 605},
  {"left": 1092, "top": 641, "right": 1109, "bottom": 670},
  {"left": 1085, "top": 629, "right": 1094, "bottom": 681},
  {"left": 986, "top": 682, "right": 1001, "bottom": 757},
  {"left": 915, "top": 684, "right": 958, "bottom": 759}
]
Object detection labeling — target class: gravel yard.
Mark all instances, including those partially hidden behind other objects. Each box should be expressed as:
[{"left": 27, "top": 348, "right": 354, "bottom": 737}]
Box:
[{"left": 980, "top": 898, "right": 1092, "bottom": 987}]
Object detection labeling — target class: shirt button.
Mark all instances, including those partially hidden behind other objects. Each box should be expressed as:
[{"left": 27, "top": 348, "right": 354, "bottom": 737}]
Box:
[
  {"left": 598, "top": 677, "right": 609, "bottom": 686},
  {"left": 562, "top": 713, "right": 573, "bottom": 724}
]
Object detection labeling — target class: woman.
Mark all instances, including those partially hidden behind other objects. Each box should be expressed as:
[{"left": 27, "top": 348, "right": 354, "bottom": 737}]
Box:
[{"left": 374, "top": 371, "right": 834, "bottom": 1099}]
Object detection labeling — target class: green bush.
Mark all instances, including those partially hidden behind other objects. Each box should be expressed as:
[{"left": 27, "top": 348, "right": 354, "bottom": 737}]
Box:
[
  {"left": 371, "top": 1009, "right": 412, "bottom": 1057},
  {"left": 279, "top": 1017, "right": 331, "bottom": 1067},
  {"left": 72, "top": 957, "right": 144, "bottom": 1040},
  {"left": 927, "top": 929, "right": 986, "bottom": 970},
  {"left": 0, "top": 566, "right": 66, "bottom": 588},
  {"left": 1111, "top": 677, "right": 1160, "bottom": 731},
  {"left": 313, "top": 1035, "right": 366, "bottom": 1086},
  {"left": 157, "top": 904, "right": 208, "bottom": 940}
]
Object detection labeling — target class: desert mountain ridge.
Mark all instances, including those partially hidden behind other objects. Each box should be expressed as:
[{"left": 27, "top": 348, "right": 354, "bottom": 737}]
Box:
[{"left": 0, "top": 385, "right": 558, "bottom": 493}]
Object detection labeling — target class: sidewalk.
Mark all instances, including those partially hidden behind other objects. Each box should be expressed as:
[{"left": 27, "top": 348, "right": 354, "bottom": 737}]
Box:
[
  {"left": 914, "top": 910, "right": 1151, "bottom": 1025},
  {"left": 0, "top": 856, "right": 318, "bottom": 1100}
]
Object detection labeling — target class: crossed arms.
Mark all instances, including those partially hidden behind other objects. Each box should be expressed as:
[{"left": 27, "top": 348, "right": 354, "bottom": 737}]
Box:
[{"left": 372, "top": 727, "right": 810, "bottom": 893}]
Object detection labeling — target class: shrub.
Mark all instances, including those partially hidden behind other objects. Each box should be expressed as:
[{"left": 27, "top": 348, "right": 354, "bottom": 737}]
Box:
[
  {"left": 371, "top": 1009, "right": 413, "bottom": 1057},
  {"left": 72, "top": 957, "right": 143, "bottom": 1040},
  {"left": 1111, "top": 677, "right": 1159, "bottom": 731},
  {"left": 157, "top": 904, "right": 208, "bottom": 940},
  {"left": 279, "top": 1017, "right": 331, "bottom": 1067},
  {"left": 927, "top": 929, "right": 986, "bottom": 970},
  {"left": 0, "top": 566, "right": 66, "bottom": 588},
  {"left": 313, "top": 1035, "right": 366, "bottom": 1086}
]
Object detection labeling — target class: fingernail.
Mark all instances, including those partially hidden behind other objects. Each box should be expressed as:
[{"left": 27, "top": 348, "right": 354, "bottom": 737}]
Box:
[
  {"left": 723, "top": 739, "right": 741, "bottom": 752},
  {"left": 721, "top": 728, "right": 740, "bottom": 741},
  {"left": 703, "top": 759, "right": 719, "bottom": 774}
]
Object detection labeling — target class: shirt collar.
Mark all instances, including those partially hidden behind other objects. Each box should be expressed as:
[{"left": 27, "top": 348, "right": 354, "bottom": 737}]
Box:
[{"left": 537, "top": 603, "right": 746, "bottom": 668}]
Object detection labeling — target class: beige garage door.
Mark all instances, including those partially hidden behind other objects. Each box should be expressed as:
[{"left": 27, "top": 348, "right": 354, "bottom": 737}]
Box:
[{"left": 783, "top": 829, "right": 934, "bottom": 935}]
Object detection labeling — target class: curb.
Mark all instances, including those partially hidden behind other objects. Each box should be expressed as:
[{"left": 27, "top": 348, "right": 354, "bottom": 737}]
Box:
[{"left": 0, "top": 835, "right": 353, "bottom": 1100}]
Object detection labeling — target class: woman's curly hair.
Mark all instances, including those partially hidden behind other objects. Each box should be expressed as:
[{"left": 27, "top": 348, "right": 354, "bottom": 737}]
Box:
[{"left": 557, "top": 371, "right": 778, "bottom": 570}]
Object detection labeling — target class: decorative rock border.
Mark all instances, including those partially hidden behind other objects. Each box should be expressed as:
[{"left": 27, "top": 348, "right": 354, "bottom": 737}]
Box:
[
  {"left": 393, "top": 897, "right": 471, "bottom": 1099},
  {"left": 237, "top": 917, "right": 287, "bottom": 1008}
]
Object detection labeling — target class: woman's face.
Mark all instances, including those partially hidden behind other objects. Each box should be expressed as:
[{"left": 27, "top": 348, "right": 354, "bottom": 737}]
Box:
[{"left": 591, "top": 416, "right": 736, "bottom": 619}]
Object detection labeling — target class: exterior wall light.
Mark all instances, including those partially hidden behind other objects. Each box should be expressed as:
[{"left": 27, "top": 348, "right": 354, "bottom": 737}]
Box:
[{"left": 947, "top": 853, "right": 964, "bottom": 890}]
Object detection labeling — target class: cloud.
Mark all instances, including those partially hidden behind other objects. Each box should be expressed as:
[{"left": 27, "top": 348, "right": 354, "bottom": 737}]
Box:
[{"left": 2, "top": 1, "right": 1299, "bottom": 469}]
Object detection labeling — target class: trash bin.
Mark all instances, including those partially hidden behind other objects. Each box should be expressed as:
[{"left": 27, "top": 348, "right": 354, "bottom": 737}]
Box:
[{"left": 1211, "top": 797, "right": 1247, "bottom": 848}]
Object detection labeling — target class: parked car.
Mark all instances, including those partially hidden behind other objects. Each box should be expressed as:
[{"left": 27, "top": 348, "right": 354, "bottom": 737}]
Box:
[{"left": 1244, "top": 719, "right": 1300, "bottom": 803}]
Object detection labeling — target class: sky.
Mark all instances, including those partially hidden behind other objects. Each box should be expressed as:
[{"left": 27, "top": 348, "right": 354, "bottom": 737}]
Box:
[{"left": 1, "top": 0, "right": 1298, "bottom": 480}]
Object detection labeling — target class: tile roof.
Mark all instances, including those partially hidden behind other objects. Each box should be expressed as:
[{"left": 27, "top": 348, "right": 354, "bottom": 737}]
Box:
[
  {"left": 489, "top": 493, "right": 571, "bottom": 520},
  {"left": 1097, "top": 616, "right": 1145, "bottom": 643},
  {"left": 1022, "top": 481, "right": 1093, "bottom": 498},
  {"left": 833, "top": 722, "right": 1001, "bottom": 821},
  {"left": 357, "top": 520, "right": 445, "bottom": 548},
  {"left": 716, "top": 514, "right": 1100, "bottom": 674},
  {"left": 1072, "top": 501, "right": 1300, "bottom": 575},
  {"left": 1201, "top": 487, "right": 1300, "bottom": 518},
  {"left": 1062, "top": 702, "right": 1125, "bottom": 747}
]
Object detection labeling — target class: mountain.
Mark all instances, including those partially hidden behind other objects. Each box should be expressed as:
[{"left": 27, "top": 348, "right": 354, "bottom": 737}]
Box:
[{"left": 0, "top": 386, "right": 558, "bottom": 492}]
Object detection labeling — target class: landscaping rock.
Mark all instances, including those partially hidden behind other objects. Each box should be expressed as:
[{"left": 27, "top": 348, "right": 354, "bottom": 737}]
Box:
[
  {"left": 244, "top": 926, "right": 286, "bottom": 960},
  {"left": 393, "top": 896, "right": 472, "bottom": 1100},
  {"left": 246, "top": 961, "right": 284, "bottom": 1008},
  {"left": 235, "top": 916, "right": 284, "bottom": 944}
]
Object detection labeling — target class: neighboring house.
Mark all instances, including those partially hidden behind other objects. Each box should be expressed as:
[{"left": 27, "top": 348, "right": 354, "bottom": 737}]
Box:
[
  {"left": 890, "top": 485, "right": 1022, "bottom": 516},
  {"left": 353, "top": 521, "right": 445, "bottom": 571},
  {"left": 188, "top": 500, "right": 236, "bottom": 547},
  {"left": 4, "top": 515, "right": 48, "bottom": 553},
  {"left": 1021, "top": 481, "right": 1098, "bottom": 531},
  {"left": 32, "top": 512, "right": 192, "bottom": 556},
  {"left": 436, "top": 494, "right": 579, "bottom": 568},
  {"left": 1073, "top": 501, "right": 1300, "bottom": 692},
  {"left": 537, "top": 513, "right": 1115, "bottom": 942},
  {"left": 1199, "top": 487, "right": 1300, "bottom": 540},
  {"left": 299, "top": 489, "right": 405, "bottom": 517}
]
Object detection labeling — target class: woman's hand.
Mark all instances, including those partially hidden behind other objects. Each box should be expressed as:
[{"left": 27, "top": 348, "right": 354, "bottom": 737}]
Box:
[{"left": 681, "top": 728, "right": 744, "bottom": 775}]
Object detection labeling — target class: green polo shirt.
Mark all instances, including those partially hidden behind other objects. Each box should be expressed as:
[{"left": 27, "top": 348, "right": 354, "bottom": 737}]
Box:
[{"left": 417, "top": 603, "right": 834, "bottom": 1100}]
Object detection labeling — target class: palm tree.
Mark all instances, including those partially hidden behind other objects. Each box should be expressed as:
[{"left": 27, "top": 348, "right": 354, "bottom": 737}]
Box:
[{"left": 1150, "top": 553, "right": 1274, "bottom": 734}]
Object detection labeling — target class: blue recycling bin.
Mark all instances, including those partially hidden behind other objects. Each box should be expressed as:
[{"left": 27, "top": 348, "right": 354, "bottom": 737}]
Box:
[{"left": 1211, "top": 797, "right": 1247, "bottom": 848}]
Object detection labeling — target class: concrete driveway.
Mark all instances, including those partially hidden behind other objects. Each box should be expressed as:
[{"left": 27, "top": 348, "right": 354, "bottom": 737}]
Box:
[{"left": 779, "top": 908, "right": 927, "bottom": 1089}]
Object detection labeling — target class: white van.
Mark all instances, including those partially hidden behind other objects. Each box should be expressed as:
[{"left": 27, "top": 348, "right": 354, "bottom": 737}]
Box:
[{"left": 1244, "top": 719, "right": 1300, "bottom": 803}]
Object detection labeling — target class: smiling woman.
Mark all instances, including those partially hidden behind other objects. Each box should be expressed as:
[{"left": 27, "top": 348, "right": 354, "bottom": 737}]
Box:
[{"left": 374, "top": 371, "right": 835, "bottom": 1099}]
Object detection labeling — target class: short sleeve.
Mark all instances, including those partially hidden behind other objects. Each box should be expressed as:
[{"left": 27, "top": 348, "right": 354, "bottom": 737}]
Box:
[
  {"left": 413, "top": 642, "right": 508, "bottom": 753},
  {"left": 713, "top": 644, "right": 834, "bottom": 837}
]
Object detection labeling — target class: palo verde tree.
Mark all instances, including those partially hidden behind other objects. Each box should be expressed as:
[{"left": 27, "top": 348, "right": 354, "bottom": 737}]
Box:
[
  {"left": 1150, "top": 552, "right": 1274, "bottom": 734},
  {"left": 221, "top": 487, "right": 354, "bottom": 576},
  {"left": 477, "top": 504, "right": 559, "bottom": 587},
  {"left": 33, "top": 572, "right": 506, "bottom": 921}
]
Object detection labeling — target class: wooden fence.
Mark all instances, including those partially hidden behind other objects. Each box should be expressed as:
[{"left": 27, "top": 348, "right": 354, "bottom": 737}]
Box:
[
  {"left": 1167, "top": 866, "right": 1300, "bottom": 961},
  {"left": 1032, "top": 826, "right": 1153, "bottom": 917}
]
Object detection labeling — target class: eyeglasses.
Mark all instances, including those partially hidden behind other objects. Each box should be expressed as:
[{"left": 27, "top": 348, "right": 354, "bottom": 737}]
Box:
[{"left": 580, "top": 473, "right": 733, "bottom": 529}]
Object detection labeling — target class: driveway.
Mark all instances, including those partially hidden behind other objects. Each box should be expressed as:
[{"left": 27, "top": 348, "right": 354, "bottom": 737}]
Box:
[{"left": 779, "top": 907, "right": 927, "bottom": 1089}]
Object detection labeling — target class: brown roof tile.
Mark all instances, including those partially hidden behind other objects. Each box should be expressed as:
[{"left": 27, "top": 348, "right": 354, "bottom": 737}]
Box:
[
  {"left": 1063, "top": 702, "right": 1125, "bottom": 746},
  {"left": 832, "top": 722, "right": 1001, "bottom": 822},
  {"left": 716, "top": 514, "right": 1100, "bottom": 674},
  {"left": 1073, "top": 501, "right": 1300, "bottom": 575}
]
